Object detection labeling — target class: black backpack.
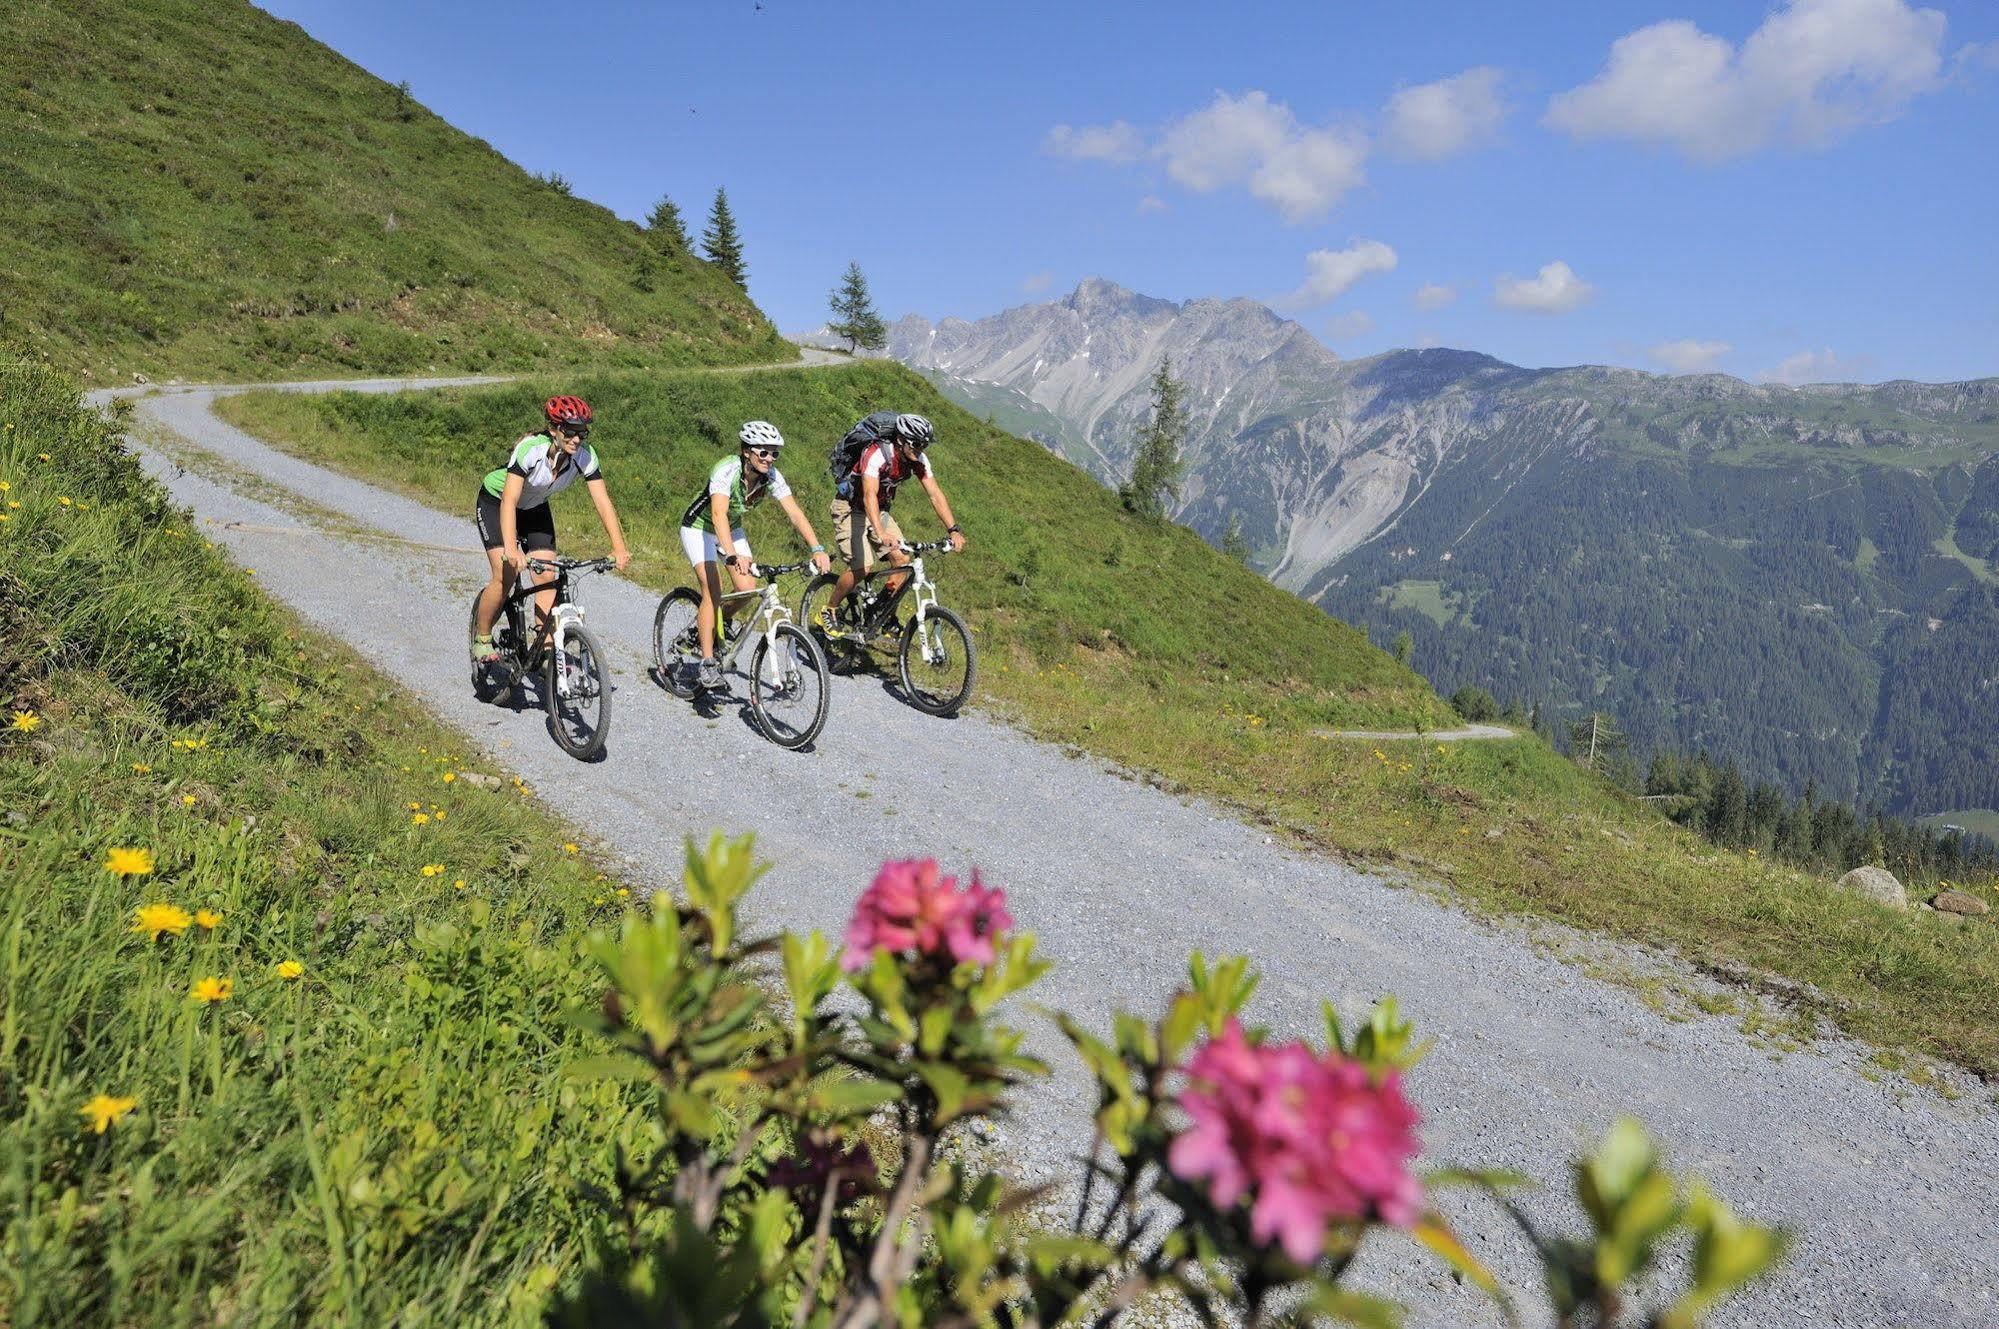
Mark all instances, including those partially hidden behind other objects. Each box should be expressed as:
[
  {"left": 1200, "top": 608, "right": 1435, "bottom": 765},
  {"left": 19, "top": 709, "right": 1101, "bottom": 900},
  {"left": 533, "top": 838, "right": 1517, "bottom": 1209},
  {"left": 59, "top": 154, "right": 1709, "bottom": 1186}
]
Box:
[{"left": 829, "top": 411, "right": 900, "bottom": 495}]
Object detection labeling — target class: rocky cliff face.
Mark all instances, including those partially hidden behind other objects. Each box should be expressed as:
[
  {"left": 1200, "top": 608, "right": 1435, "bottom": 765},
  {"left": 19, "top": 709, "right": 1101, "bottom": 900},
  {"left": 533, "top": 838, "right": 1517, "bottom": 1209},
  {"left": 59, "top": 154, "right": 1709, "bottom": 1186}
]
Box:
[{"left": 884, "top": 281, "right": 1999, "bottom": 814}]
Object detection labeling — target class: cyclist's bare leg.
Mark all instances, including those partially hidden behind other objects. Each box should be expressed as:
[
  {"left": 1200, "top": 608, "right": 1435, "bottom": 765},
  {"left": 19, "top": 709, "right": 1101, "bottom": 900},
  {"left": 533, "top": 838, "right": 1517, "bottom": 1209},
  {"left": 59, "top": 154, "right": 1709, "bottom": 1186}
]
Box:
[
  {"left": 474, "top": 546, "right": 511, "bottom": 637},
  {"left": 526, "top": 546, "right": 558, "bottom": 644}
]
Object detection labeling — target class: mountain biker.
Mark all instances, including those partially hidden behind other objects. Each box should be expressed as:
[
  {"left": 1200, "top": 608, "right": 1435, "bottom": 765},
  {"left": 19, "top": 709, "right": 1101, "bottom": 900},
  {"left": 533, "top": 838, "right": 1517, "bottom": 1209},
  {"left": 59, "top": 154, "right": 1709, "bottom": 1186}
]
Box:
[
  {"left": 472, "top": 395, "right": 631, "bottom": 663},
  {"left": 819, "top": 412, "right": 965, "bottom": 635},
  {"left": 679, "top": 421, "right": 833, "bottom": 691}
]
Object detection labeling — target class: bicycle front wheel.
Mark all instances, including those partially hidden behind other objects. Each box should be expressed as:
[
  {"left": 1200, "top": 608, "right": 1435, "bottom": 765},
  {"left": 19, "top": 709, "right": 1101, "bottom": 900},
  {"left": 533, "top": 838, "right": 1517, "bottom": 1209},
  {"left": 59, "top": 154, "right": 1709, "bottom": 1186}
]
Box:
[
  {"left": 545, "top": 621, "right": 612, "bottom": 760},
  {"left": 898, "top": 604, "right": 976, "bottom": 717},
  {"left": 797, "top": 571, "right": 864, "bottom": 674},
  {"left": 651, "top": 587, "right": 704, "bottom": 699},
  {"left": 749, "top": 624, "right": 830, "bottom": 750}
]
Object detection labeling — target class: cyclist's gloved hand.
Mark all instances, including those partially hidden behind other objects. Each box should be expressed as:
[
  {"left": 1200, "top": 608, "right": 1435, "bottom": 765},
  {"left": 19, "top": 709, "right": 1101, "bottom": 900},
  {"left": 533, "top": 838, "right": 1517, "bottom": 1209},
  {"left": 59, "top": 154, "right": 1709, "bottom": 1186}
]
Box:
[
  {"left": 948, "top": 530, "right": 966, "bottom": 553},
  {"left": 811, "top": 550, "right": 833, "bottom": 575}
]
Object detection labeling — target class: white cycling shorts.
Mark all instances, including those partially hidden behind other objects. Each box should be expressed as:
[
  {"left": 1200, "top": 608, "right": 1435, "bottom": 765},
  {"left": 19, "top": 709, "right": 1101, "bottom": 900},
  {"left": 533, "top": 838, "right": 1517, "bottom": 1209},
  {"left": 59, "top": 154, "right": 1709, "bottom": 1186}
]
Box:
[{"left": 679, "top": 525, "right": 751, "bottom": 569}]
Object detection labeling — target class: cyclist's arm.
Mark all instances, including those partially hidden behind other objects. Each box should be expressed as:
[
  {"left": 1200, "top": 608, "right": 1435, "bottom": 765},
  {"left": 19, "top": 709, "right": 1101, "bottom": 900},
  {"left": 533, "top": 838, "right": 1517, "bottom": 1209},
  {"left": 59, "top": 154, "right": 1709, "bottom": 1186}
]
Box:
[
  {"left": 708, "top": 492, "right": 743, "bottom": 566},
  {"left": 776, "top": 493, "right": 828, "bottom": 556},
  {"left": 499, "top": 472, "right": 527, "bottom": 567},
  {"left": 861, "top": 472, "right": 892, "bottom": 545},
  {"left": 584, "top": 477, "right": 631, "bottom": 571},
  {"left": 919, "top": 471, "right": 965, "bottom": 548}
]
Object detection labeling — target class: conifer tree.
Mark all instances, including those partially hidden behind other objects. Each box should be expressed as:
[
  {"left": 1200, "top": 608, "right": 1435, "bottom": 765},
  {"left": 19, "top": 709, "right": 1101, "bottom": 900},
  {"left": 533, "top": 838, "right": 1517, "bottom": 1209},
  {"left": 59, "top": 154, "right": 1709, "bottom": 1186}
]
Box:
[
  {"left": 1120, "top": 357, "right": 1187, "bottom": 520},
  {"left": 1221, "top": 511, "right": 1250, "bottom": 563},
  {"left": 1391, "top": 630, "right": 1414, "bottom": 666},
  {"left": 827, "top": 261, "right": 887, "bottom": 353},
  {"left": 646, "top": 194, "right": 690, "bottom": 250},
  {"left": 1568, "top": 711, "right": 1628, "bottom": 772},
  {"left": 701, "top": 188, "right": 747, "bottom": 289}
]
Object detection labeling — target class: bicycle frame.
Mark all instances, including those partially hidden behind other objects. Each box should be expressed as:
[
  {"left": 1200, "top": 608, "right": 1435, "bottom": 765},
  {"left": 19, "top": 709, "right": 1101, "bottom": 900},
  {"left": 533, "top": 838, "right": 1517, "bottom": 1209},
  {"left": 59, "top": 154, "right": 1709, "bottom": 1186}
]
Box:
[
  {"left": 716, "top": 581, "right": 794, "bottom": 671},
  {"left": 498, "top": 560, "right": 602, "bottom": 695},
  {"left": 850, "top": 552, "right": 939, "bottom": 636}
]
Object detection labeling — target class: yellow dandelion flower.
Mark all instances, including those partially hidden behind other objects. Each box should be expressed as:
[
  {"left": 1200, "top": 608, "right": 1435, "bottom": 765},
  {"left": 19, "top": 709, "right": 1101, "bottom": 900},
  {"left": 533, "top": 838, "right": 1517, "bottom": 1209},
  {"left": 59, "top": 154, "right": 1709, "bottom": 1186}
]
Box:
[
  {"left": 562, "top": 843, "right": 579, "bottom": 854},
  {"left": 103, "top": 847, "right": 154, "bottom": 876},
  {"left": 194, "top": 909, "right": 222, "bottom": 929},
  {"left": 441, "top": 771, "right": 456, "bottom": 783},
  {"left": 131, "top": 762, "right": 151, "bottom": 773},
  {"left": 244, "top": 569, "right": 255, "bottom": 576},
  {"left": 0, "top": 513, "right": 10, "bottom": 523},
  {"left": 131, "top": 903, "right": 192, "bottom": 940},
  {"left": 407, "top": 801, "right": 422, "bottom": 810},
  {"left": 453, "top": 879, "right": 467, "bottom": 890},
  {"left": 418, "top": 746, "right": 428, "bottom": 754},
  {"left": 1437, "top": 745, "right": 1448, "bottom": 754},
  {"left": 57, "top": 496, "right": 72, "bottom": 507},
  {"left": 0, "top": 480, "right": 8, "bottom": 491},
  {"left": 180, "top": 794, "right": 196, "bottom": 806},
  {"left": 410, "top": 812, "right": 431, "bottom": 825},
  {"left": 6, "top": 500, "right": 16, "bottom": 508},
  {"left": 614, "top": 887, "right": 630, "bottom": 898},
  {"left": 10, "top": 710, "right": 40, "bottom": 733},
  {"left": 75, "top": 501, "right": 88, "bottom": 510},
  {"left": 79, "top": 1093, "right": 138, "bottom": 1134},
  {"left": 37, "top": 452, "right": 52, "bottom": 461},
  {"left": 191, "top": 976, "right": 233, "bottom": 1004},
  {"left": 432, "top": 809, "right": 446, "bottom": 821},
  {"left": 274, "top": 961, "right": 304, "bottom": 981},
  {"left": 420, "top": 864, "right": 445, "bottom": 877}
]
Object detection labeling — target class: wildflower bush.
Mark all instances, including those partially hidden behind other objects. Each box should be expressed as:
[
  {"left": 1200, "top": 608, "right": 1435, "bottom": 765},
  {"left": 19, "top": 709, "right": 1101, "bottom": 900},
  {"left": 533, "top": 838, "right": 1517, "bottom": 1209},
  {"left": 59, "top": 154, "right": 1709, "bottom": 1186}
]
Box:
[{"left": 558, "top": 840, "right": 1784, "bottom": 1327}]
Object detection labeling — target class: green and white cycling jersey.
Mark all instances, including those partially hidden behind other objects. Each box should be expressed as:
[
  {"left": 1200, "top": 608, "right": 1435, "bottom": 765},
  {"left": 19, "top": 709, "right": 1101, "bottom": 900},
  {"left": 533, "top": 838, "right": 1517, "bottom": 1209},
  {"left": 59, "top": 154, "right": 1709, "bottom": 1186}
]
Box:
[
  {"left": 681, "top": 455, "right": 790, "bottom": 533},
  {"left": 480, "top": 434, "right": 601, "bottom": 509}
]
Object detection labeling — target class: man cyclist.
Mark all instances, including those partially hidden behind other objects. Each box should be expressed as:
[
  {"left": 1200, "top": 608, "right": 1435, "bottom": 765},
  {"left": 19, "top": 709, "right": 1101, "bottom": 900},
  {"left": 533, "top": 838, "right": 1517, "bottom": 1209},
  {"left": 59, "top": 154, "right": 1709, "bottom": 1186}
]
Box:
[
  {"left": 678, "top": 421, "right": 833, "bottom": 691},
  {"left": 472, "top": 395, "right": 631, "bottom": 665},
  {"left": 818, "top": 412, "right": 965, "bottom": 636}
]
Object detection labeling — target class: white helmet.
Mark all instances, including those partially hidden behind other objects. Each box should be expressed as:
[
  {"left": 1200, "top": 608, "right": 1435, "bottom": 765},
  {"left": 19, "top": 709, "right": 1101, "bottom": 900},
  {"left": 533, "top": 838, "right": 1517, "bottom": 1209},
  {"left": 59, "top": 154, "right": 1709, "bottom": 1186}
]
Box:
[
  {"left": 739, "top": 420, "right": 784, "bottom": 450},
  {"left": 894, "top": 413, "right": 934, "bottom": 448}
]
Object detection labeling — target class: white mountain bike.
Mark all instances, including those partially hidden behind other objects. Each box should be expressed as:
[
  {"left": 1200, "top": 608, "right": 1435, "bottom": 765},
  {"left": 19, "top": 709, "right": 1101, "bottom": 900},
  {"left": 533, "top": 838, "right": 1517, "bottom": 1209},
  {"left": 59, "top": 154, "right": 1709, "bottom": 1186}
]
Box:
[{"left": 650, "top": 558, "right": 831, "bottom": 750}]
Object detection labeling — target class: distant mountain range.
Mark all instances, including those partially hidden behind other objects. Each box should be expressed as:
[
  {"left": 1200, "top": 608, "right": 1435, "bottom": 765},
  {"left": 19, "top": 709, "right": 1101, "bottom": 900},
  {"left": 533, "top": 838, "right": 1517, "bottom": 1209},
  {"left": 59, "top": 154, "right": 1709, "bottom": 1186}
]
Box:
[{"left": 822, "top": 280, "right": 1999, "bottom": 818}]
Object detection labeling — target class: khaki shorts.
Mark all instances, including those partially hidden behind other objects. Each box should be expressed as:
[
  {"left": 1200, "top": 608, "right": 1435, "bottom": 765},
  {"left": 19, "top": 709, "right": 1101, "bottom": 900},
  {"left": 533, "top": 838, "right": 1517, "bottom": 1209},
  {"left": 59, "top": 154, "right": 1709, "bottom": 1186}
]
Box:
[{"left": 829, "top": 497, "right": 904, "bottom": 573}]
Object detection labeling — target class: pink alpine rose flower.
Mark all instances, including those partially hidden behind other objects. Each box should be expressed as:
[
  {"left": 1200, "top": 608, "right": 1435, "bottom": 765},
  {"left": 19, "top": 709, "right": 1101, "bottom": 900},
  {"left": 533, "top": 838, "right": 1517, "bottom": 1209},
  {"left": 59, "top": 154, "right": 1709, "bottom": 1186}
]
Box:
[
  {"left": 1168, "top": 1019, "right": 1423, "bottom": 1264},
  {"left": 842, "top": 859, "right": 1012, "bottom": 972}
]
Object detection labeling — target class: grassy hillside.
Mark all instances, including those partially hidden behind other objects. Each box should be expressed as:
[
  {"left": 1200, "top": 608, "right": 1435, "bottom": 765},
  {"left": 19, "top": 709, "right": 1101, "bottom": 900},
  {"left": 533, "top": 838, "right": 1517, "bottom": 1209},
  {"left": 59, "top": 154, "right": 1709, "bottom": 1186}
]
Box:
[
  {"left": 0, "top": 363, "right": 676, "bottom": 1322},
  {"left": 1, "top": 0, "right": 791, "bottom": 382},
  {"left": 223, "top": 361, "right": 1999, "bottom": 1078}
]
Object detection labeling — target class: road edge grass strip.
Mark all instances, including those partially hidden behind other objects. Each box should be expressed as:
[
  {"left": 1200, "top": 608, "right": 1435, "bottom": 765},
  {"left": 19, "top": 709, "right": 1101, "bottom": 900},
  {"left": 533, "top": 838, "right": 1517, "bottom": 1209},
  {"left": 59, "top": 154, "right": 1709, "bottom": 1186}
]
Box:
[
  {"left": 216, "top": 365, "right": 1999, "bottom": 1083},
  {"left": 0, "top": 361, "right": 668, "bottom": 1324}
]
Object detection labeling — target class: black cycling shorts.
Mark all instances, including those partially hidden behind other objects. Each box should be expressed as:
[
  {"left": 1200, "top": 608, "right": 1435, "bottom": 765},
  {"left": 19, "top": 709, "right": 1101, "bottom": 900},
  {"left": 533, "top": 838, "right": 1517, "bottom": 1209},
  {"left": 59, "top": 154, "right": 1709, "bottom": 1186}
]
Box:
[{"left": 475, "top": 490, "right": 557, "bottom": 552}]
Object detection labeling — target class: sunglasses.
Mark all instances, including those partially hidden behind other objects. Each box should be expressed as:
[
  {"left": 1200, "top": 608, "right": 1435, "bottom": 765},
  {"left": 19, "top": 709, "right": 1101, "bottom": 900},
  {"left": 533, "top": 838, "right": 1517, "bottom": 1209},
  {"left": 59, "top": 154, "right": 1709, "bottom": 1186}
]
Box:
[
  {"left": 744, "top": 446, "right": 780, "bottom": 459},
  {"left": 554, "top": 423, "right": 590, "bottom": 439}
]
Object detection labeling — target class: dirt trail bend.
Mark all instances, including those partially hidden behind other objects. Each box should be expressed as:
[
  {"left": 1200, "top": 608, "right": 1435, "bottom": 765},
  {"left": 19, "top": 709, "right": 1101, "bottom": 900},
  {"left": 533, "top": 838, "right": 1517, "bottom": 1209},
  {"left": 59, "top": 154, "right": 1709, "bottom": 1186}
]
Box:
[{"left": 96, "top": 375, "right": 1999, "bottom": 1329}]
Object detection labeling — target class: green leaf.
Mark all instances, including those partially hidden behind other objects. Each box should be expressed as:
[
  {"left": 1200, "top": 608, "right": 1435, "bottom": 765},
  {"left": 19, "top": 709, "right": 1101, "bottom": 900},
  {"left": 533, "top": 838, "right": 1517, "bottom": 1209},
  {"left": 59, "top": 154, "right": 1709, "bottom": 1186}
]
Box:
[
  {"left": 1412, "top": 1214, "right": 1514, "bottom": 1321},
  {"left": 914, "top": 1061, "right": 972, "bottom": 1123},
  {"left": 806, "top": 1076, "right": 901, "bottom": 1117}
]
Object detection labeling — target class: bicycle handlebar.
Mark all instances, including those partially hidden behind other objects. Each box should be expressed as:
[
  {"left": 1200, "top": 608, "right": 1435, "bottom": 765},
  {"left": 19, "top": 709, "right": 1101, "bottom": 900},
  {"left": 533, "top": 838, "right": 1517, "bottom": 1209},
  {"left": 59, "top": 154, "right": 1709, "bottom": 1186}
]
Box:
[
  {"left": 897, "top": 539, "right": 957, "bottom": 555},
  {"left": 525, "top": 556, "right": 616, "bottom": 575}
]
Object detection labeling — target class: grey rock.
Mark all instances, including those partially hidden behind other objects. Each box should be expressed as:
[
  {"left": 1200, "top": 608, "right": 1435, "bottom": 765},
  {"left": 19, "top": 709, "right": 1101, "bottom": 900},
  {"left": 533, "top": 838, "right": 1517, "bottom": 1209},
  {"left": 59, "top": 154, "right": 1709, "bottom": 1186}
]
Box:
[
  {"left": 1837, "top": 866, "right": 1908, "bottom": 910},
  {"left": 1932, "top": 890, "right": 1989, "bottom": 917}
]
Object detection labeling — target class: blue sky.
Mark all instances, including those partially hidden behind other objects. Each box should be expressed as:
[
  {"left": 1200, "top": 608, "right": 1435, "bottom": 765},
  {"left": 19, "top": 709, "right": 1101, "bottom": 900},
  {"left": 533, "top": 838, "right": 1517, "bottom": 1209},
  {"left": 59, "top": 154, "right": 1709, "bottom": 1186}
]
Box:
[{"left": 261, "top": 0, "right": 1998, "bottom": 384}]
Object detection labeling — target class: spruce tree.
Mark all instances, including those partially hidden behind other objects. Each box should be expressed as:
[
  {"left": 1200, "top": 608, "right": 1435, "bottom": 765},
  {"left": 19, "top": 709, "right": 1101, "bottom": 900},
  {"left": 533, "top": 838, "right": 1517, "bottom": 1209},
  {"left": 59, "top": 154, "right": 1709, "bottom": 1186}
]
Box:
[
  {"left": 827, "top": 261, "right": 887, "bottom": 353},
  {"left": 646, "top": 194, "right": 690, "bottom": 250},
  {"left": 701, "top": 188, "right": 747, "bottom": 289},
  {"left": 1120, "top": 357, "right": 1187, "bottom": 520},
  {"left": 1391, "top": 630, "right": 1414, "bottom": 666},
  {"left": 1221, "top": 511, "right": 1250, "bottom": 563}
]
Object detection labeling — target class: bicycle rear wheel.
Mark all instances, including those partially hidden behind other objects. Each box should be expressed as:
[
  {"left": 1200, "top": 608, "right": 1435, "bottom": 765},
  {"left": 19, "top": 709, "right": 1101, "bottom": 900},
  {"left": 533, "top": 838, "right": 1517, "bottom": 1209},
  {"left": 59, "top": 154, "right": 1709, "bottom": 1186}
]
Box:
[
  {"left": 651, "top": 587, "right": 704, "bottom": 699},
  {"left": 545, "top": 621, "right": 611, "bottom": 759},
  {"left": 798, "top": 571, "right": 865, "bottom": 674},
  {"left": 749, "top": 623, "right": 830, "bottom": 750},
  {"left": 898, "top": 604, "right": 975, "bottom": 717}
]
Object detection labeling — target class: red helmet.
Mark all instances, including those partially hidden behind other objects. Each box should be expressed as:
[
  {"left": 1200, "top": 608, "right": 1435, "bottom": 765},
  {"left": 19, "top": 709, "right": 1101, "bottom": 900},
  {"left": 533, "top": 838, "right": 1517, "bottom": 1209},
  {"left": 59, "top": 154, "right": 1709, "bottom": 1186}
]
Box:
[{"left": 544, "top": 395, "right": 593, "bottom": 427}]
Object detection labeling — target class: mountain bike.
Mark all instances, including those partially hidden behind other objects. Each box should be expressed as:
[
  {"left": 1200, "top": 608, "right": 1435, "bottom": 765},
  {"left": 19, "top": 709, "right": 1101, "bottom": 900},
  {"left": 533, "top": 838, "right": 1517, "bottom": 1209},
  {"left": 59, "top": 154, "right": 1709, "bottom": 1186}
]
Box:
[
  {"left": 467, "top": 556, "right": 615, "bottom": 760},
  {"left": 651, "top": 558, "right": 831, "bottom": 750},
  {"left": 798, "top": 540, "right": 975, "bottom": 717}
]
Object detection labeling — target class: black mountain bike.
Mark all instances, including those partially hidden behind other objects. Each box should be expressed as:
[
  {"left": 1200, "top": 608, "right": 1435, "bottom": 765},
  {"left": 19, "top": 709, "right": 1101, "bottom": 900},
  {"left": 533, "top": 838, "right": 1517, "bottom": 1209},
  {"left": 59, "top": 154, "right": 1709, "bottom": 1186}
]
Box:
[
  {"left": 798, "top": 540, "right": 975, "bottom": 716},
  {"left": 651, "top": 558, "right": 831, "bottom": 750},
  {"left": 468, "top": 556, "right": 615, "bottom": 760}
]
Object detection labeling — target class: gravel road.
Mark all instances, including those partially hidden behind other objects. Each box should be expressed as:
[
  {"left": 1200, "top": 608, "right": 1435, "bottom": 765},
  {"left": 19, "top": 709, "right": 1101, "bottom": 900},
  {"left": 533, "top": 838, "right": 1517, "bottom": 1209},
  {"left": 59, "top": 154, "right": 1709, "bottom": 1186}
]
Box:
[{"left": 96, "top": 376, "right": 1999, "bottom": 1328}]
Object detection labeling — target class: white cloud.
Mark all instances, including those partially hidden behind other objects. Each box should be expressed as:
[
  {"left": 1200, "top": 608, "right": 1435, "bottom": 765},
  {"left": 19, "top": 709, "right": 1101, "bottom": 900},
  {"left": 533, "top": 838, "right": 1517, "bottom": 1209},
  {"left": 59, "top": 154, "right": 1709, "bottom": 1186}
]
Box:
[
  {"left": 1044, "top": 121, "right": 1144, "bottom": 163},
  {"left": 1136, "top": 194, "right": 1169, "bottom": 214},
  {"left": 1757, "top": 347, "right": 1873, "bottom": 384},
  {"left": 1648, "top": 339, "right": 1732, "bottom": 374},
  {"left": 1412, "top": 282, "right": 1458, "bottom": 311},
  {"left": 1022, "top": 272, "right": 1053, "bottom": 294},
  {"left": 1325, "top": 310, "right": 1377, "bottom": 342},
  {"left": 1382, "top": 67, "right": 1508, "bottom": 160},
  {"left": 1545, "top": 0, "right": 1949, "bottom": 161},
  {"left": 1158, "top": 91, "right": 1369, "bottom": 222},
  {"left": 1493, "top": 260, "right": 1595, "bottom": 314},
  {"left": 1279, "top": 239, "right": 1398, "bottom": 311}
]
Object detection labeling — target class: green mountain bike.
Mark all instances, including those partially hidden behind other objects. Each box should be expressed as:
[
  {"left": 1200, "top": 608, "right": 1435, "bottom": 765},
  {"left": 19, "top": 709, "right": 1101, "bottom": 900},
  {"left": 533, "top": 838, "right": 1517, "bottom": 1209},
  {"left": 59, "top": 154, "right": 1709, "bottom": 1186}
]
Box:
[
  {"left": 798, "top": 540, "right": 976, "bottom": 717},
  {"left": 651, "top": 558, "right": 831, "bottom": 750}
]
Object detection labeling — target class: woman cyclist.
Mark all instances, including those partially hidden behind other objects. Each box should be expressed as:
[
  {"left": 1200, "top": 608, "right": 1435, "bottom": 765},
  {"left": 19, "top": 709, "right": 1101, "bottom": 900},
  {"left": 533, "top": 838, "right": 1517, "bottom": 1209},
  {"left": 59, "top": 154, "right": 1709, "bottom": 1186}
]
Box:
[
  {"left": 472, "top": 394, "right": 631, "bottom": 664},
  {"left": 679, "top": 420, "right": 832, "bottom": 690}
]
